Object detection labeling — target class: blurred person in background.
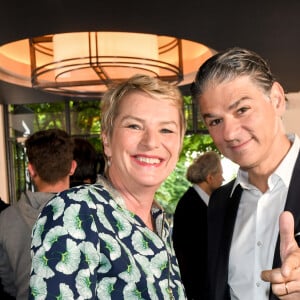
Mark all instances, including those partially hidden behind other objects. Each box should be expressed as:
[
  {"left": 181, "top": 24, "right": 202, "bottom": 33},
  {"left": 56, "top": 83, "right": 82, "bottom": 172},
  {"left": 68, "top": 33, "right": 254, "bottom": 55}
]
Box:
[
  {"left": 0, "top": 128, "right": 76, "bottom": 299},
  {"left": 0, "top": 198, "right": 9, "bottom": 212},
  {"left": 70, "top": 138, "right": 100, "bottom": 187},
  {"left": 172, "top": 151, "right": 223, "bottom": 299}
]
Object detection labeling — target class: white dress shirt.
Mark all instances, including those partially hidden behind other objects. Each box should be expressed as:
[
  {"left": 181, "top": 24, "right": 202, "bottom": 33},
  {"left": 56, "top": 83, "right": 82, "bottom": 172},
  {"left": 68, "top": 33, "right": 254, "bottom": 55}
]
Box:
[
  {"left": 193, "top": 184, "right": 209, "bottom": 206},
  {"left": 228, "top": 134, "right": 300, "bottom": 300}
]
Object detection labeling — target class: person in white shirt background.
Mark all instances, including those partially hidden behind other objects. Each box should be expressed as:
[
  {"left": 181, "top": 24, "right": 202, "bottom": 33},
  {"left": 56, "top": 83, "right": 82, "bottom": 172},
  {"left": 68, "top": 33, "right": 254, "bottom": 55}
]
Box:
[{"left": 172, "top": 151, "right": 224, "bottom": 299}]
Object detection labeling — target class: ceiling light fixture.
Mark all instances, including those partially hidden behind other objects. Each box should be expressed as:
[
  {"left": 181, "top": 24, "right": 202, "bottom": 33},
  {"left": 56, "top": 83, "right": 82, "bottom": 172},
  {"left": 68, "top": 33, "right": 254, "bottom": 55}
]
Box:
[{"left": 0, "top": 31, "right": 215, "bottom": 97}]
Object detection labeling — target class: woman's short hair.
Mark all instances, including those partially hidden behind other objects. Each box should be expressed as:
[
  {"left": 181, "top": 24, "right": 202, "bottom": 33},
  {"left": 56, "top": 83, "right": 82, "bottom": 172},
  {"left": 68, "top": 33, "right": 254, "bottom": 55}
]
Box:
[{"left": 101, "top": 74, "right": 186, "bottom": 140}]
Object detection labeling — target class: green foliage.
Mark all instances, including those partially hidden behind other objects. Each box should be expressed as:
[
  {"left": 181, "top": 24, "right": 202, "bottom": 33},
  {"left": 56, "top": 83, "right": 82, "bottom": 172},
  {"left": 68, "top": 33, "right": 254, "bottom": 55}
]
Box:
[
  {"left": 155, "top": 133, "right": 219, "bottom": 214},
  {"left": 70, "top": 100, "right": 101, "bottom": 135},
  {"left": 155, "top": 158, "right": 190, "bottom": 214}
]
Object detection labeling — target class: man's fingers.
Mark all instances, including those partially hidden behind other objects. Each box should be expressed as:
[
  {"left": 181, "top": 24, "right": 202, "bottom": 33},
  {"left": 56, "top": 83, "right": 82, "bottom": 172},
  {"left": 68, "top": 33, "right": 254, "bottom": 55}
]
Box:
[
  {"left": 261, "top": 268, "right": 283, "bottom": 283},
  {"left": 262, "top": 267, "right": 300, "bottom": 283},
  {"left": 280, "top": 211, "right": 300, "bottom": 277},
  {"left": 263, "top": 267, "right": 300, "bottom": 298},
  {"left": 280, "top": 211, "right": 296, "bottom": 258},
  {"left": 262, "top": 211, "right": 300, "bottom": 298}
]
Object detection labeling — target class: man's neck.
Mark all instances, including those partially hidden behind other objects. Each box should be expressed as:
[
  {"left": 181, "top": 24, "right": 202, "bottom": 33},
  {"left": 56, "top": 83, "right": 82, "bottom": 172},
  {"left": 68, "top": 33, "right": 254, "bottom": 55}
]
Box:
[{"left": 35, "top": 179, "right": 70, "bottom": 193}]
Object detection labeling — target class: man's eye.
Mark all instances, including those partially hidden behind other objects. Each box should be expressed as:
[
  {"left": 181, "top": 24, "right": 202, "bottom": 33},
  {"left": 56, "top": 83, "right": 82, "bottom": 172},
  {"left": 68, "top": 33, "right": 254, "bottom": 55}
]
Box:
[
  {"left": 208, "top": 119, "right": 221, "bottom": 127},
  {"left": 237, "top": 107, "right": 249, "bottom": 114}
]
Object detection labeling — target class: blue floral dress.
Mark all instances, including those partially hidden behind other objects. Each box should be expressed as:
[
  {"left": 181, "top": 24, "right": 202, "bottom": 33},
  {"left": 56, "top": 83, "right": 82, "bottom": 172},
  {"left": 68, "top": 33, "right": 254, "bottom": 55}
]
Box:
[{"left": 29, "top": 178, "right": 186, "bottom": 299}]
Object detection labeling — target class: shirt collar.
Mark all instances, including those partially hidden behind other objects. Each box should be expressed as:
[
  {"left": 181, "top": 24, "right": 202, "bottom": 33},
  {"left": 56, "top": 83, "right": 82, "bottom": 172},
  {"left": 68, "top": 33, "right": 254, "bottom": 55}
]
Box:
[
  {"left": 193, "top": 184, "right": 209, "bottom": 205},
  {"left": 275, "top": 133, "right": 300, "bottom": 187}
]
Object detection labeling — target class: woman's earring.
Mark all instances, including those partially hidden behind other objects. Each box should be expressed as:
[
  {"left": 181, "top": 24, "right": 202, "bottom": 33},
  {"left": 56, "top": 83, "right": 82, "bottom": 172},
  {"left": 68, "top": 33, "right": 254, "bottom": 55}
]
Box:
[{"left": 107, "top": 158, "right": 111, "bottom": 167}]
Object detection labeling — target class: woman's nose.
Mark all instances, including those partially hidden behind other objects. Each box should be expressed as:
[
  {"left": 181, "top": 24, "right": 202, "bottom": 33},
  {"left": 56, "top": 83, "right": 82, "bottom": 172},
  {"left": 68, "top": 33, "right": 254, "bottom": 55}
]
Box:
[{"left": 140, "top": 129, "right": 160, "bottom": 149}]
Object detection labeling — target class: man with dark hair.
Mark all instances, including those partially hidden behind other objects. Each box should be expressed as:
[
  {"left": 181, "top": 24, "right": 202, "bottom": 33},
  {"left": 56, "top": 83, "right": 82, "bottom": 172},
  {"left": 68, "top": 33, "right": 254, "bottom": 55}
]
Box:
[
  {"left": 191, "top": 47, "right": 300, "bottom": 299},
  {"left": 70, "top": 138, "right": 100, "bottom": 187},
  {"left": 0, "top": 129, "right": 76, "bottom": 300}
]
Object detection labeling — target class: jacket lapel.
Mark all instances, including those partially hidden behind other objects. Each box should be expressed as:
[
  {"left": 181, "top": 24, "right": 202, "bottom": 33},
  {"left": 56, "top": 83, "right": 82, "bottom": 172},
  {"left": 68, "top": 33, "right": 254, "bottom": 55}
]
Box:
[{"left": 213, "top": 184, "right": 243, "bottom": 299}]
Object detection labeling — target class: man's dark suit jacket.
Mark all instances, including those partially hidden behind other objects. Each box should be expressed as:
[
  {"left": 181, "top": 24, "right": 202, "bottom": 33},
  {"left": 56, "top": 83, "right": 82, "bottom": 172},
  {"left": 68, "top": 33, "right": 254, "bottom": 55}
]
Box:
[
  {"left": 172, "top": 186, "right": 208, "bottom": 300},
  {"left": 207, "top": 151, "right": 300, "bottom": 300}
]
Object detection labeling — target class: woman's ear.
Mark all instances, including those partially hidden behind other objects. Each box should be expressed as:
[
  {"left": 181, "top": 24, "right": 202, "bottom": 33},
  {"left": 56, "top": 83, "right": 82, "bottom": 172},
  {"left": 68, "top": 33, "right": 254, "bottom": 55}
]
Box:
[{"left": 102, "top": 133, "right": 112, "bottom": 157}]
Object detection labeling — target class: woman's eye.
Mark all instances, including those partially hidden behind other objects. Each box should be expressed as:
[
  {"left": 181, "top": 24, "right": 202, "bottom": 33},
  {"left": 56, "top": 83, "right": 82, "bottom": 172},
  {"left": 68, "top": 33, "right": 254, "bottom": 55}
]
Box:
[
  {"left": 161, "top": 128, "right": 174, "bottom": 134},
  {"left": 127, "top": 124, "right": 141, "bottom": 130}
]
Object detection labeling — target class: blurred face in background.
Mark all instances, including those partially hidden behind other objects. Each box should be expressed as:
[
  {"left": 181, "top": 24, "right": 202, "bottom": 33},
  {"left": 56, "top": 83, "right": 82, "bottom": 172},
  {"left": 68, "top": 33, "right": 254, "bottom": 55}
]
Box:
[{"left": 210, "top": 162, "right": 224, "bottom": 190}]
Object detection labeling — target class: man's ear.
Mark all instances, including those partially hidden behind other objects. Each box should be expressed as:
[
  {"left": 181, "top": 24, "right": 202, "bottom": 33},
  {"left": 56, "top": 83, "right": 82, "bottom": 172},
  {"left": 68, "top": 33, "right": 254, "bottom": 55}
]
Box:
[
  {"left": 27, "top": 163, "right": 36, "bottom": 178},
  {"left": 206, "top": 173, "right": 213, "bottom": 184},
  {"left": 69, "top": 160, "right": 77, "bottom": 176},
  {"left": 270, "top": 82, "right": 286, "bottom": 115}
]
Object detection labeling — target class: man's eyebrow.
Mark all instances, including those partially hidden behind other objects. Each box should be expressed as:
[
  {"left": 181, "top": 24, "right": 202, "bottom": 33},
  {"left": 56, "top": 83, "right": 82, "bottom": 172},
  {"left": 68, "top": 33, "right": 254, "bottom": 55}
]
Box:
[
  {"left": 202, "top": 96, "right": 250, "bottom": 120},
  {"left": 202, "top": 97, "right": 250, "bottom": 119},
  {"left": 202, "top": 112, "right": 217, "bottom": 119},
  {"left": 228, "top": 97, "right": 249, "bottom": 110}
]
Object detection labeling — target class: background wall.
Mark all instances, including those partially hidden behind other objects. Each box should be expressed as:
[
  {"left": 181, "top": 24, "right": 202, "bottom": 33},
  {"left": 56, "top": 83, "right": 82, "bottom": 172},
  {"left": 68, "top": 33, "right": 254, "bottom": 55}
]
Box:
[
  {"left": 283, "top": 92, "right": 300, "bottom": 137},
  {"left": 0, "top": 105, "right": 8, "bottom": 202}
]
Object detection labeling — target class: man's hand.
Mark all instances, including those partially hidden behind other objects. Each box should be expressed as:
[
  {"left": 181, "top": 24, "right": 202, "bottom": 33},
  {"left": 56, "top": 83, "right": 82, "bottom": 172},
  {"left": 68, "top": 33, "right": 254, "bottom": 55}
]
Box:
[{"left": 261, "top": 211, "right": 300, "bottom": 299}]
